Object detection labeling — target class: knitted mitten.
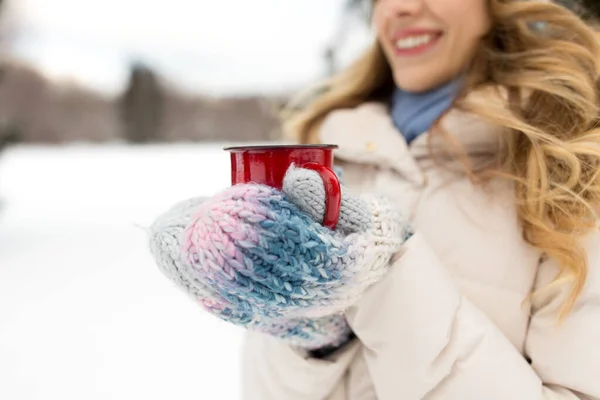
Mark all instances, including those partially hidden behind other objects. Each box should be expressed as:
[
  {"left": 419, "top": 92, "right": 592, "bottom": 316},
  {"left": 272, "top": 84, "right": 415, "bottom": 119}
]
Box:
[{"left": 149, "top": 165, "right": 412, "bottom": 350}]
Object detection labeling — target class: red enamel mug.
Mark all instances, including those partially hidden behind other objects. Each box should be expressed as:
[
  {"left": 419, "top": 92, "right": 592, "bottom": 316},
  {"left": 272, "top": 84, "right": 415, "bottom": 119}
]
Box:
[{"left": 224, "top": 144, "right": 341, "bottom": 230}]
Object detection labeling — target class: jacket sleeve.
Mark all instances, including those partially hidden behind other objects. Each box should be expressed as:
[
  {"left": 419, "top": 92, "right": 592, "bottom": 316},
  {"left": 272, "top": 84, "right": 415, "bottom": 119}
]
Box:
[
  {"left": 344, "top": 231, "right": 600, "bottom": 400},
  {"left": 241, "top": 330, "right": 360, "bottom": 400}
]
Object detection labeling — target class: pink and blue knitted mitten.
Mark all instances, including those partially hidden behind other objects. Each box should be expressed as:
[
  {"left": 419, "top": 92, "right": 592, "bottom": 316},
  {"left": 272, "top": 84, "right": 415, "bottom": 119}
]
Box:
[{"left": 149, "top": 165, "right": 412, "bottom": 350}]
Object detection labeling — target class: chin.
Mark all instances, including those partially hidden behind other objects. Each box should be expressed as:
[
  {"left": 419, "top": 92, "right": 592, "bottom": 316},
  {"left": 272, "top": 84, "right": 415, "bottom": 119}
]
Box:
[
  {"left": 392, "top": 76, "right": 437, "bottom": 93},
  {"left": 394, "top": 65, "right": 452, "bottom": 93}
]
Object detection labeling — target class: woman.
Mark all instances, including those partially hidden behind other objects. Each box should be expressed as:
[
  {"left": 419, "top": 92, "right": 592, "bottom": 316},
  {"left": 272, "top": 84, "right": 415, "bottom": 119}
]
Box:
[{"left": 149, "top": 0, "right": 600, "bottom": 398}]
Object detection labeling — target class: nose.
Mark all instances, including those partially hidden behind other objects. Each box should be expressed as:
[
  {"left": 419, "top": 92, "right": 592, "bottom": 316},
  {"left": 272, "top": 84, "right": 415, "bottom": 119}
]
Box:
[{"left": 378, "top": 0, "right": 424, "bottom": 19}]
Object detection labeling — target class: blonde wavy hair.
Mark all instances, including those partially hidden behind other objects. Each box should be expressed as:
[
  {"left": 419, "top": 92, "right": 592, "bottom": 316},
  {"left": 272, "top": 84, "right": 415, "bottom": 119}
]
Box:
[{"left": 282, "top": 0, "right": 600, "bottom": 318}]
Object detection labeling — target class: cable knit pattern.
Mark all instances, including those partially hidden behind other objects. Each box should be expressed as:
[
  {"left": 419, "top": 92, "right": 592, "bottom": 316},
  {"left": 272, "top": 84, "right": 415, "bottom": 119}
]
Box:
[{"left": 149, "top": 165, "right": 412, "bottom": 349}]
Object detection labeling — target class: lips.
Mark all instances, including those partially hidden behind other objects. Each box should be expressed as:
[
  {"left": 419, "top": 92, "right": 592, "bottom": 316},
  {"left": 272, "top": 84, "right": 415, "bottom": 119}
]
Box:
[
  {"left": 390, "top": 28, "right": 443, "bottom": 55},
  {"left": 395, "top": 34, "right": 437, "bottom": 49}
]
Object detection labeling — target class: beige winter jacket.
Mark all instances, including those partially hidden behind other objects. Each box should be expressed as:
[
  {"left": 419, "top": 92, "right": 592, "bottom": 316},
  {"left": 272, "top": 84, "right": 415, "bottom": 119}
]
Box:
[{"left": 241, "top": 97, "right": 600, "bottom": 399}]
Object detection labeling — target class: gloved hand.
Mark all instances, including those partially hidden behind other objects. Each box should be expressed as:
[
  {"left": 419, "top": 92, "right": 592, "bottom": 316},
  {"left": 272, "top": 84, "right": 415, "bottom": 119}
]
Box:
[{"left": 148, "top": 165, "right": 413, "bottom": 350}]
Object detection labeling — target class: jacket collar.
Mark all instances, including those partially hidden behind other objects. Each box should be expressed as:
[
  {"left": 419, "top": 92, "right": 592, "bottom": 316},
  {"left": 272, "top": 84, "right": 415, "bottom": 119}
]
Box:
[{"left": 318, "top": 87, "right": 508, "bottom": 186}]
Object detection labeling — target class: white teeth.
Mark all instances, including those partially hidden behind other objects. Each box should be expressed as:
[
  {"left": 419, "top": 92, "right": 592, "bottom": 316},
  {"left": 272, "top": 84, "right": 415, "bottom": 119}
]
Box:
[{"left": 395, "top": 34, "right": 434, "bottom": 50}]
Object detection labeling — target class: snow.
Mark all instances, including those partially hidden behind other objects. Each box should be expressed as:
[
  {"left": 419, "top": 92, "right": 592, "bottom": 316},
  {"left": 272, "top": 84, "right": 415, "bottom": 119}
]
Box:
[{"left": 0, "top": 143, "right": 249, "bottom": 399}]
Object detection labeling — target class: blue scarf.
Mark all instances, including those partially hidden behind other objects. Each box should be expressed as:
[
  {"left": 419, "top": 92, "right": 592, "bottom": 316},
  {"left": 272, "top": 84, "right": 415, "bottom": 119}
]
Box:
[{"left": 390, "top": 78, "right": 463, "bottom": 144}]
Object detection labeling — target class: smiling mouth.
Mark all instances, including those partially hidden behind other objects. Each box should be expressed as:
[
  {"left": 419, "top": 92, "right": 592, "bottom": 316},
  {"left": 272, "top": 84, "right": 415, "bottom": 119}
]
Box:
[
  {"left": 392, "top": 32, "right": 443, "bottom": 55},
  {"left": 396, "top": 33, "right": 435, "bottom": 49}
]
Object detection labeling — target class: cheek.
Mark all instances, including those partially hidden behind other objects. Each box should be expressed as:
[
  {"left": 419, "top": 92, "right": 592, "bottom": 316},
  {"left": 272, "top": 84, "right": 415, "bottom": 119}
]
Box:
[
  {"left": 371, "top": 6, "right": 387, "bottom": 42},
  {"left": 428, "top": 0, "right": 490, "bottom": 68},
  {"left": 432, "top": 0, "right": 490, "bottom": 38}
]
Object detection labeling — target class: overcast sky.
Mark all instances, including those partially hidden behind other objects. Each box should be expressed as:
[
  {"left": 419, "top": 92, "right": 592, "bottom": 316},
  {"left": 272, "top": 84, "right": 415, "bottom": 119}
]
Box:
[{"left": 7, "top": 0, "right": 372, "bottom": 96}]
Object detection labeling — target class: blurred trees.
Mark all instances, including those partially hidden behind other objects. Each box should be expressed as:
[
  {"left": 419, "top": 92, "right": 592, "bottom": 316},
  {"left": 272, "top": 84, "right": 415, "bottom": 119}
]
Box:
[
  {"left": 0, "top": 0, "right": 281, "bottom": 146},
  {"left": 0, "top": 62, "right": 282, "bottom": 144},
  {"left": 324, "top": 0, "right": 371, "bottom": 75},
  {"left": 120, "top": 63, "right": 165, "bottom": 143},
  {"left": 0, "top": 64, "right": 121, "bottom": 143},
  {"left": 0, "top": 0, "right": 18, "bottom": 152}
]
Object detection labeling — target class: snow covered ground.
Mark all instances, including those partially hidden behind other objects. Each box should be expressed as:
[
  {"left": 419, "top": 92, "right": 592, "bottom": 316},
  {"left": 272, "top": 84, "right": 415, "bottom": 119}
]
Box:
[{"left": 0, "top": 143, "right": 251, "bottom": 400}]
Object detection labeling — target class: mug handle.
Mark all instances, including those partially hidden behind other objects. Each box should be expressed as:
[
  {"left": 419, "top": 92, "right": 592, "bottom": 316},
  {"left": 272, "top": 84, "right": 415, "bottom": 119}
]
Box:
[{"left": 301, "top": 162, "right": 342, "bottom": 230}]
